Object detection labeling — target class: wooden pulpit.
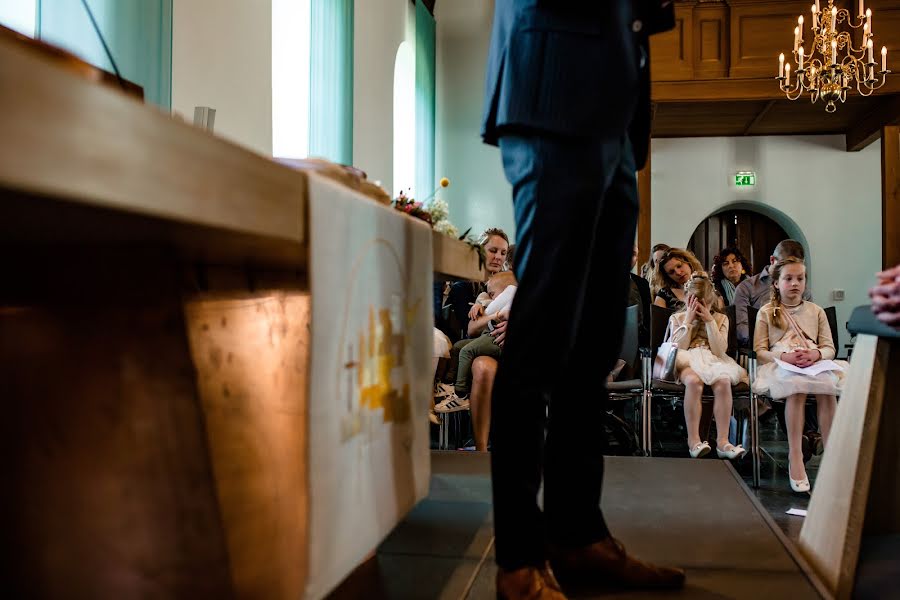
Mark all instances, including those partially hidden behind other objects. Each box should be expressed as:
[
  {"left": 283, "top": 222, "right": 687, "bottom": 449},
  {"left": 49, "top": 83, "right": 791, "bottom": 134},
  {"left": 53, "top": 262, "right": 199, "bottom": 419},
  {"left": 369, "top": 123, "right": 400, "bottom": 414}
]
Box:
[{"left": 799, "top": 306, "right": 900, "bottom": 599}]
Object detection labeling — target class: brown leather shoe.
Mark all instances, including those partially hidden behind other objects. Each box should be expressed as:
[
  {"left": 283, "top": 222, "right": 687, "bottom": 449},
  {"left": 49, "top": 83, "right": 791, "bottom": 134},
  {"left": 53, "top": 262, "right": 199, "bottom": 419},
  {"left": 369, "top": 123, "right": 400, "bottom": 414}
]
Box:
[
  {"left": 496, "top": 562, "right": 568, "bottom": 600},
  {"left": 549, "top": 537, "right": 685, "bottom": 591}
]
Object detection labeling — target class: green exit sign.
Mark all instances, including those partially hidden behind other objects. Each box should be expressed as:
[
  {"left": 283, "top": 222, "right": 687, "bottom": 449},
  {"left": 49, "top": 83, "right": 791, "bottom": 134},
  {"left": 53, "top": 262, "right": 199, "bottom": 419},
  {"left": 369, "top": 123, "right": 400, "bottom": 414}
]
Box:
[{"left": 735, "top": 172, "right": 757, "bottom": 186}]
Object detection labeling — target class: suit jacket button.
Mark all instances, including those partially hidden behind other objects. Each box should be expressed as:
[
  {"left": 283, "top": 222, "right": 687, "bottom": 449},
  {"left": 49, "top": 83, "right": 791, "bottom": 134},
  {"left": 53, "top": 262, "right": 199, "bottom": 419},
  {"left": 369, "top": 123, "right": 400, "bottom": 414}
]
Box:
[{"left": 632, "top": 20, "right": 643, "bottom": 33}]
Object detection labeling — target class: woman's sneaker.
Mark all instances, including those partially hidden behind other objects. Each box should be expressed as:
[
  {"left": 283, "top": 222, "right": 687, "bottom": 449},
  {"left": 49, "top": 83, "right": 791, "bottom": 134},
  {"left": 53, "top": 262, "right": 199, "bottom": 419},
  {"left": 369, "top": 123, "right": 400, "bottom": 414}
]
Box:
[
  {"left": 434, "top": 392, "right": 470, "bottom": 413},
  {"left": 434, "top": 382, "right": 455, "bottom": 399}
]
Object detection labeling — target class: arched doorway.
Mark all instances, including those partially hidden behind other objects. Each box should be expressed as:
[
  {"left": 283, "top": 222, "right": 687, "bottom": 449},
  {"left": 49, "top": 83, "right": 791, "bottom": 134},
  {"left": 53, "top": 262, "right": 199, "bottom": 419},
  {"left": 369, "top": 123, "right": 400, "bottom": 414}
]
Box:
[{"left": 688, "top": 209, "right": 790, "bottom": 276}]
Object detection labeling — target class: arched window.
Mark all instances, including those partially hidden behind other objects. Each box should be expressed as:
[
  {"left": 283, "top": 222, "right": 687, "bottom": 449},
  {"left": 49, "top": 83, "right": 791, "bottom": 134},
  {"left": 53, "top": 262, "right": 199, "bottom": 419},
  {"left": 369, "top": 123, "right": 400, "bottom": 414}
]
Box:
[{"left": 393, "top": 41, "right": 416, "bottom": 198}]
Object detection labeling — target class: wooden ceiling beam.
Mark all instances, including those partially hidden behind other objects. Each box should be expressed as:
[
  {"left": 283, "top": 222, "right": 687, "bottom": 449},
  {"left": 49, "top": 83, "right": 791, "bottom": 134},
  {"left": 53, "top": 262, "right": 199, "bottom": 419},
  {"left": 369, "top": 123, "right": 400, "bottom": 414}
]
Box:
[
  {"left": 743, "top": 100, "right": 777, "bottom": 135},
  {"left": 845, "top": 95, "right": 900, "bottom": 152},
  {"left": 653, "top": 77, "right": 900, "bottom": 104}
]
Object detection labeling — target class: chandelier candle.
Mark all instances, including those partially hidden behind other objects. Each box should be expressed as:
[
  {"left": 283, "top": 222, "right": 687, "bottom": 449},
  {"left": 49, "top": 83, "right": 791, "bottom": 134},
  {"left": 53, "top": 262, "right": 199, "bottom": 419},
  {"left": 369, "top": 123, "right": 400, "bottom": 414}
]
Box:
[{"left": 777, "top": 0, "right": 891, "bottom": 112}]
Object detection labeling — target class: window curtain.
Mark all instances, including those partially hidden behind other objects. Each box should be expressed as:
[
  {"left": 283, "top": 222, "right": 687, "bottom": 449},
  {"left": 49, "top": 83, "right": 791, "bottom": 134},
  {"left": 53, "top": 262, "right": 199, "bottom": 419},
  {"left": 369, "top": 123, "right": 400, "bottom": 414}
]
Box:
[
  {"left": 37, "top": 0, "right": 172, "bottom": 109},
  {"left": 309, "top": 0, "right": 353, "bottom": 165},
  {"left": 415, "top": 1, "right": 436, "bottom": 200}
]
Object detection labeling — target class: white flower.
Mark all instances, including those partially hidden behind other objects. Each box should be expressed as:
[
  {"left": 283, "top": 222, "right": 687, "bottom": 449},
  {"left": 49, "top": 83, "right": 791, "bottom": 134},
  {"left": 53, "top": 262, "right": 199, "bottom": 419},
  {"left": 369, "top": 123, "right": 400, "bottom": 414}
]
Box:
[
  {"left": 433, "top": 220, "right": 459, "bottom": 238},
  {"left": 429, "top": 198, "right": 449, "bottom": 223}
]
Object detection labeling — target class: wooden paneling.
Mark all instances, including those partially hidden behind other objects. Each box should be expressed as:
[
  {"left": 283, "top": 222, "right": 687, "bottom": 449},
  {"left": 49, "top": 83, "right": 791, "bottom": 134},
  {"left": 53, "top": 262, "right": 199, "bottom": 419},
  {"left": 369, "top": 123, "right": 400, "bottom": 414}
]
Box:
[
  {"left": 650, "top": 1, "right": 696, "bottom": 81},
  {"left": 694, "top": 2, "right": 730, "bottom": 78},
  {"left": 884, "top": 125, "right": 900, "bottom": 269},
  {"left": 652, "top": 100, "right": 769, "bottom": 136},
  {"left": 846, "top": 95, "right": 900, "bottom": 151},
  {"left": 729, "top": 1, "right": 811, "bottom": 79},
  {"left": 868, "top": 0, "right": 900, "bottom": 62}
]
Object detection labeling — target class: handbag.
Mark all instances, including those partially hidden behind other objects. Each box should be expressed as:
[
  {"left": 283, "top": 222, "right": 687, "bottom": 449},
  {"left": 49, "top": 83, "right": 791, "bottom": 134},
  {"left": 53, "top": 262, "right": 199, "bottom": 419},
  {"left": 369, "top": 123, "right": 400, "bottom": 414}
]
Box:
[
  {"left": 780, "top": 306, "right": 817, "bottom": 351},
  {"left": 653, "top": 321, "right": 688, "bottom": 382}
]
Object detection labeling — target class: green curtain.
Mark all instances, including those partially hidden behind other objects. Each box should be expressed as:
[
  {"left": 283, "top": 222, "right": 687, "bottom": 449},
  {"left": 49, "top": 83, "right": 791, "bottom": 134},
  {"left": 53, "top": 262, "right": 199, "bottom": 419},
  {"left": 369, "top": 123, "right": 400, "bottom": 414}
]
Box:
[
  {"left": 415, "top": 1, "right": 436, "bottom": 200},
  {"left": 37, "top": 0, "right": 172, "bottom": 109},
  {"left": 309, "top": 0, "right": 354, "bottom": 165}
]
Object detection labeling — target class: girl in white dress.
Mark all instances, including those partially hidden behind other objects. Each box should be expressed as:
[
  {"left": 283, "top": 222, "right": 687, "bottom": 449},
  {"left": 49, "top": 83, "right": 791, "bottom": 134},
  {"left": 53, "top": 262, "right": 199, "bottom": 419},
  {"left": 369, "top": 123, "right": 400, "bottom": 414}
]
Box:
[
  {"left": 752, "top": 257, "right": 848, "bottom": 493},
  {"left": 666, "top": 272, "right": 748, "bottom": 459}
]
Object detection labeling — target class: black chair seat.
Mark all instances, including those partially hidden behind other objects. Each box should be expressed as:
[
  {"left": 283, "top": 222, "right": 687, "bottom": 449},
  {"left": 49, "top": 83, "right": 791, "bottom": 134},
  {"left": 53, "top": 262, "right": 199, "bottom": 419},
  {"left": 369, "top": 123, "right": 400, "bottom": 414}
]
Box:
[
  {"left": 651, "top": 379, "right": 750, "bottom": 395},
  {"left": 606, "top": 379, "right": 642, "bottom": 393}
]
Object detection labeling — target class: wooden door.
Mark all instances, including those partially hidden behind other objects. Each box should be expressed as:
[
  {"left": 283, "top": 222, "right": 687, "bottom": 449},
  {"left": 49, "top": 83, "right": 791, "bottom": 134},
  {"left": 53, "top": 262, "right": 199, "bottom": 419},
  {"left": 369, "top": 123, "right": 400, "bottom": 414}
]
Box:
[{"left": 688, "top": 209, "right": 790, "bottom": 276}]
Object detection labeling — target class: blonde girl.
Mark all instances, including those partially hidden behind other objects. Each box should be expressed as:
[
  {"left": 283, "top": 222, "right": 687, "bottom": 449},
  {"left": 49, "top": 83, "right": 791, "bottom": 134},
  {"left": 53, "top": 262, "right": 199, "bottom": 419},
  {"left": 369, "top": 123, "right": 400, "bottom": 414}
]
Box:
[
  {"left": 752, "top": 257, "right": 848, "bottom": 493},
  {"left": 666, "top": 272, "right": 748, "bottom": 459}
]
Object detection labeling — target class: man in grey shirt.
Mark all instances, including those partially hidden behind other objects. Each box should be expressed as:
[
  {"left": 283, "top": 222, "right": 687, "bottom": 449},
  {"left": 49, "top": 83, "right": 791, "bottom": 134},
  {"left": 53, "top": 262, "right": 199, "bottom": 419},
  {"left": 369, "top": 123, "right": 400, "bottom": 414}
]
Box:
[{"left": 735, "top": 239, "right": 812, "bottom": 345}]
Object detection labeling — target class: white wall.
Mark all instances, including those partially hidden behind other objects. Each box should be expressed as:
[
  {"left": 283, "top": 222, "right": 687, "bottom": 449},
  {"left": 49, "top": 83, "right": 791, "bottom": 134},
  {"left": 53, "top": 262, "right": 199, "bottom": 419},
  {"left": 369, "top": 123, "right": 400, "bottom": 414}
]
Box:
[
  {"left": 651, "top": 135, "right": 882, "bottom": 343},
  {"left": 172, "top": 0, "right": 273, "bottom": 156},
  {"left": 353, "top": 0, "right": 413, "bottom": 192},
  {"left": 435, "top": 0, "right": 514, "bottom": 238},
  {"left": 0, "top": 0, "right": 36, "bottom": 36}
]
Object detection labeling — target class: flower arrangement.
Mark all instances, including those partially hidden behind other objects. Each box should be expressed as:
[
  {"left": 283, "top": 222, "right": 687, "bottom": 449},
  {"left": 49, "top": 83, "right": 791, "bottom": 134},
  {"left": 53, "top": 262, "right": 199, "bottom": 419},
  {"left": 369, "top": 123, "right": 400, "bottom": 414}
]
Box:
[
  {"left": 392, "top": 177, "right": 454, "bottom": 233},
  {"left": 391, "top": 178, "right": 485, "bottom": 269}
]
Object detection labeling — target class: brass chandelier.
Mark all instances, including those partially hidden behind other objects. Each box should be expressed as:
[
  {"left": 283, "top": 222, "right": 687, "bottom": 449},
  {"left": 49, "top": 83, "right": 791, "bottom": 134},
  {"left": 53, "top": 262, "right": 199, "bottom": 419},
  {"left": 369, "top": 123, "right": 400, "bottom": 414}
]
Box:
[{"left": 777, "top": 0, "right": 891, "bottom": 112}]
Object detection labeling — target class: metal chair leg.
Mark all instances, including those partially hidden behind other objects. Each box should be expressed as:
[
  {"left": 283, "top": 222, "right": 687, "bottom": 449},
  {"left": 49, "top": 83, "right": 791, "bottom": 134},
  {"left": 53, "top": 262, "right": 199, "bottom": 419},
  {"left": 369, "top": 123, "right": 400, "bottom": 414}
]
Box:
[
  {"left": 749, "top": 358, "right": 760, "bottom": 488},
  {"left": 641, "top": 351, "right": 652, "bottom": 457}
]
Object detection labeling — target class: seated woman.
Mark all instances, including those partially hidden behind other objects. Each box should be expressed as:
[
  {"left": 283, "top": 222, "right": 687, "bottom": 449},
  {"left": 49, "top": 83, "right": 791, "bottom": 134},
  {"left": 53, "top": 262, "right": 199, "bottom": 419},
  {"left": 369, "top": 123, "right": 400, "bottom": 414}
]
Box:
[
  {"left": 753, "top": 257, "right": 848, "bottom": 493},
  {"left": 436, "top": 271, "right": 516, "bottom": 412},
  {"left": 666, "top": 272, "right": 748, "bottom": 459},
  {"left": 433, "top": 228, "right": 510, "bottom": 423},
  {"left": 642, "top": 243, "right": 670, "bottom": 296},
  {"left": 443, "top": 227, "right": 510, "bottom": 342},
  {"left": 653, "top": 248, "right": 704, "bottom": 310},
  {"left": 711, "top": 246, "right": 751, "bottom": 308}
]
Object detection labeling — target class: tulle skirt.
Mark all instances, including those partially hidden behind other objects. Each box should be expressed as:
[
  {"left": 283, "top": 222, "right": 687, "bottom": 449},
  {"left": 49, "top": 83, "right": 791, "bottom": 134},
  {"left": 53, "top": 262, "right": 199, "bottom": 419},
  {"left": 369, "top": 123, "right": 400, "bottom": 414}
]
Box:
[
  {"left": 433, "top": 328, "right": 451, "bottom": 358},
  {"left": 675, "top": 347, "right": 748, "bottom": 386},
  {"left": 751, "top": 342, "right": 848, "bottom": 398}
]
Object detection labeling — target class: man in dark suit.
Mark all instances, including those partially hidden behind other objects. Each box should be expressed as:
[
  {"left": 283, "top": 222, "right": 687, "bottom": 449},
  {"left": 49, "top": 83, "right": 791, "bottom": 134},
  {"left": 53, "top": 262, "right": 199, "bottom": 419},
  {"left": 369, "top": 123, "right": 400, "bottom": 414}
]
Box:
[
  {"left": 630, "top": 245, "right": 652, "bottom": 348},
  {"left": 482, "top": 2, "right": 684, "bottom": 597}
]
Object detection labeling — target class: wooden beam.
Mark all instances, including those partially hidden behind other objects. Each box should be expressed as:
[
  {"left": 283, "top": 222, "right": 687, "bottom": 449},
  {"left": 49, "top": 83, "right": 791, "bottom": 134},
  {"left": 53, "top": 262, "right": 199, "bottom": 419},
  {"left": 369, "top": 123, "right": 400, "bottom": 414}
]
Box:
[
  {"left": 846, "top": 95, "right": 900, "bottom": 152},
  {"left": 742, "top": 99, "right": 776, "bottom": 136},
  {"left": 653, "top": 76, "right": 900, "bottom": 104},
  {"left": 637, "top": 144, "right": 652, "bottom": 272},
  {"left": 884, "top": 125, "right": 900, "bottom": 269}
]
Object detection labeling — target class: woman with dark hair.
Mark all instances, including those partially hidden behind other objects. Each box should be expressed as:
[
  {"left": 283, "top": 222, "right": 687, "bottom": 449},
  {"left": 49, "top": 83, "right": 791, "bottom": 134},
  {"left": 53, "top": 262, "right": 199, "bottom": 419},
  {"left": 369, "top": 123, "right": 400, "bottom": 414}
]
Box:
[{"left": 711, "top": 246, "right": 751, "bottom": 307}]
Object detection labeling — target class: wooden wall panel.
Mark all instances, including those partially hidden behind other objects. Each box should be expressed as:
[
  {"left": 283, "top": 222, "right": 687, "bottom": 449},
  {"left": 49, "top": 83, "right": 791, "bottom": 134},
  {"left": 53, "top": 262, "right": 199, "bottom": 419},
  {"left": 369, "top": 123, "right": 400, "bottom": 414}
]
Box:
[
  {"left": 729, "top": 1, "right": 811, "bottom": 79},
  {"left": 650, "top": 1, "right": 696, "bottom": 81},
  {"left": 694, "top": 2, "right": 730, "bottom": 79},
  {"left": 866, "top": 1, "right": 900, "bottom": 68}
]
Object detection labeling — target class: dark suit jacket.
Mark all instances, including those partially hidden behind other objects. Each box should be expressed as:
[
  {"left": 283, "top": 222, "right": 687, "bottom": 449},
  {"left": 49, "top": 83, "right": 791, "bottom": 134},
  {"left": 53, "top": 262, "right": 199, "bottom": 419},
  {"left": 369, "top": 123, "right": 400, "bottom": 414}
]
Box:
[
  {"left": 629, "top": 272, "right": 652, "bottom": 347},
  {"left": 481, "top": 0, "right": 674, "bottom": 169}
]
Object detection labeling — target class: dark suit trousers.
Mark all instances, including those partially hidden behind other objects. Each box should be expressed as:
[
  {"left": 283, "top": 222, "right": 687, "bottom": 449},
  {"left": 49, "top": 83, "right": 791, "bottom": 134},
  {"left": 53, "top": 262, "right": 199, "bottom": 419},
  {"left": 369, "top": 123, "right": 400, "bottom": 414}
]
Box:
[{"left": 492, "top": 133, "right": 638, "bottom": 569}]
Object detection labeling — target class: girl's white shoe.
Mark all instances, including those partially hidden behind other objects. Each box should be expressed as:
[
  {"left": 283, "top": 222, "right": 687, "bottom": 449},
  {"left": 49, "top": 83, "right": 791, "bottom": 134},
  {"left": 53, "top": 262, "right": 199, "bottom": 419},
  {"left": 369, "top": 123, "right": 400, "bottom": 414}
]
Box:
[
  {"left": 689, "top": 441, "right": 711, "bottom": 458},
  {"left": 716, "top": 444, "right": 747, "bottom": 460},
  {"left": 789, "top": 462, "right": 811, "bottom": 493}
]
